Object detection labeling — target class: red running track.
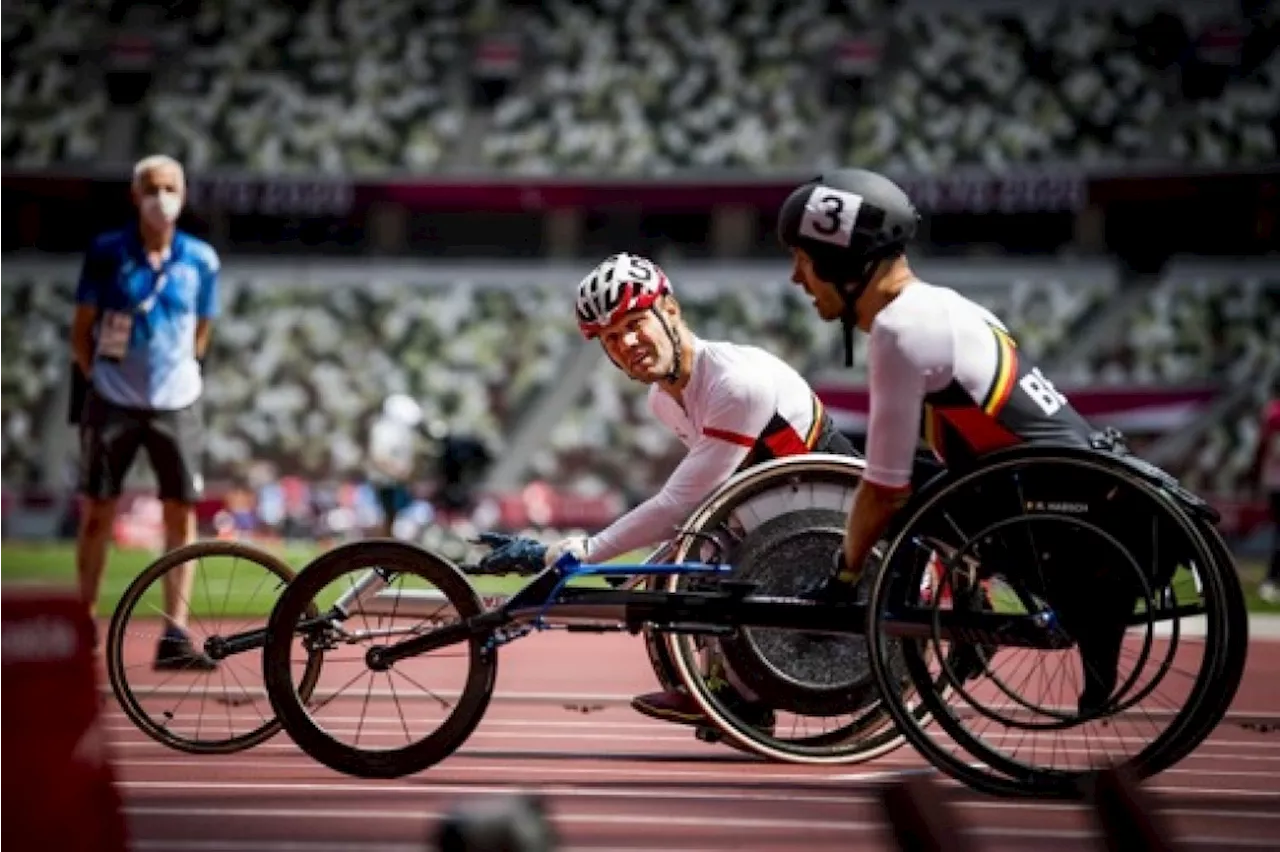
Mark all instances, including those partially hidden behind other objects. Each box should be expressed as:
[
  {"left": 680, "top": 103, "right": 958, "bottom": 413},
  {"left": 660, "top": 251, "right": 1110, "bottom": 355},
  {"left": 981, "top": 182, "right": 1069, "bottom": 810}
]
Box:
[{"left": 102, "top": 628, "right": 1280, "bottom": 852}]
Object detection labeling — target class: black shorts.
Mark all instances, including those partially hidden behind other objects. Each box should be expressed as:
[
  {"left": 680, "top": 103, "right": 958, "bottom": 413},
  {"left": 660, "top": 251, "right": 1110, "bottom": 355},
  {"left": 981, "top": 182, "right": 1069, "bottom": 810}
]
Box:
[
  {"left": 375, "top": 483, "right": 412, "bottom": 522},
  {"left": 78, "top": 388, "right": 204, "bottom": 503}
]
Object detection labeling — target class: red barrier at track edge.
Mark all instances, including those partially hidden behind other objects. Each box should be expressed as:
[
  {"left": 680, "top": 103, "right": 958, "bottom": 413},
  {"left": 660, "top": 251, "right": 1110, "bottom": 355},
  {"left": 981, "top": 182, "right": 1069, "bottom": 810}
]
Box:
[{"left": 2, "top": 587, "right": 128, "bottom": 852}]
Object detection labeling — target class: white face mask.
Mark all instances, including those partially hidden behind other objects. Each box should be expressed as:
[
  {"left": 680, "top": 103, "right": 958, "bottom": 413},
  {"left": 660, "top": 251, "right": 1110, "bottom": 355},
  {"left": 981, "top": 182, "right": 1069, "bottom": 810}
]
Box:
[{"left": 141, "top": 189, "right": 183, "bottom": 225}]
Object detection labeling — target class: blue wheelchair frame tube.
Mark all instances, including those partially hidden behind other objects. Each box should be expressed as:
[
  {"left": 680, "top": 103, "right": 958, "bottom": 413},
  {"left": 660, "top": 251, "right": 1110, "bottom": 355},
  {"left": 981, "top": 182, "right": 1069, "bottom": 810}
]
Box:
[{"left": 499, "top": 554, "right": 732, "bottom": 630}]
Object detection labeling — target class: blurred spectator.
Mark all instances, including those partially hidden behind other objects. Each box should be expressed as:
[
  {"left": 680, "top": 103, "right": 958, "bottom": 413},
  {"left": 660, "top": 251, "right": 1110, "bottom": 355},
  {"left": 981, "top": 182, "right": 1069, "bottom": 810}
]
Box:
[
  {"left": 436, "top": 432, "right": 493, "bottom": 514},
  {"left": 366, "top": 393, "right": 425, "bottom": 537}
]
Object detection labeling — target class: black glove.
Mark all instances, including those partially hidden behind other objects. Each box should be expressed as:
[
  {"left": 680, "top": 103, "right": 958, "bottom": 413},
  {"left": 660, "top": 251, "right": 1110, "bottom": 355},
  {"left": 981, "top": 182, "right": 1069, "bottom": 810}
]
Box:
[{"left": 474, "top": 532, "right": 548, "bottom": 574}]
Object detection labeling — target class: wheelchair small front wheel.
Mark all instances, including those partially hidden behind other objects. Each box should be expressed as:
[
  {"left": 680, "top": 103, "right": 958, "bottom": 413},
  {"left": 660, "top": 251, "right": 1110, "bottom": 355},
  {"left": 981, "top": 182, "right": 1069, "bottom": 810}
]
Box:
[
  {"left": 262, "top": 540, "right": 497, "bottom": 779},
  {"left": 106, "top": 539, "right": 322, "bottom": 754}
]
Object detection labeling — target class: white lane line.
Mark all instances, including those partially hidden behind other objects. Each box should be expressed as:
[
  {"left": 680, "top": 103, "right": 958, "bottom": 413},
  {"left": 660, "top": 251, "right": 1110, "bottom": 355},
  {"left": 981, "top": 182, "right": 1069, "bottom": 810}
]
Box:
[
  {"left": 109, "top": 755, "right": 1280, "bottom": 785},
  {"left": 122, "top": 805, "right": 1280, "bottom": 847},
  {"left": 117, "top": 778, "right": 1280, "bottom": 805}
]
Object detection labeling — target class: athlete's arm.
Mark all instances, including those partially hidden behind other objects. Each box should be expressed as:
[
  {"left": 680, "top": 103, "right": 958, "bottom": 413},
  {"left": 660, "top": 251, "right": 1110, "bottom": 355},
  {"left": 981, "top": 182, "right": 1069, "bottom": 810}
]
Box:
[
  {"left": 842, "top": 322, "right": 929, "bottom": 577},
  {"left": 586, "top": 374, "right": 775, "bottom": 562}
]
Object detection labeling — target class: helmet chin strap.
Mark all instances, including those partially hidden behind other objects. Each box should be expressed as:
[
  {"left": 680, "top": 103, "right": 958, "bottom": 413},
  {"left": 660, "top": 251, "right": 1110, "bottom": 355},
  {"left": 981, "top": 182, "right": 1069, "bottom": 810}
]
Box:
[
  {"left": 833, "top": 254, "right": 890, "bottom": 368},
  {"left": 836, "top": 278, "right": 871, "bottom": 368},
  {"left": 652, "top": 307, "right": 683, "bottom": 385}
]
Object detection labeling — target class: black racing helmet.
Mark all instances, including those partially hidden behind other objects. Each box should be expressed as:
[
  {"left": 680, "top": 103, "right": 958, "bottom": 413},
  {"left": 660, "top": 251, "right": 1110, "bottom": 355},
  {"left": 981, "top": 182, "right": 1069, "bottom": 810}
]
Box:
[
  {"left": 777, "top": 168, "right": 920, "bottom": 289},
  {"left": 777, "top": 168, "right": 921, "bottom": 366}
]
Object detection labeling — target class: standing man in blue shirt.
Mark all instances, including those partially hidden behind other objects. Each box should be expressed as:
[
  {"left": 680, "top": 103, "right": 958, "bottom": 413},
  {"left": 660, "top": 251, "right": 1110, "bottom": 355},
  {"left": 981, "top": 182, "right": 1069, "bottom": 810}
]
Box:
[{"left": 70, "top": 154, "right": 221, "bottom": 671}]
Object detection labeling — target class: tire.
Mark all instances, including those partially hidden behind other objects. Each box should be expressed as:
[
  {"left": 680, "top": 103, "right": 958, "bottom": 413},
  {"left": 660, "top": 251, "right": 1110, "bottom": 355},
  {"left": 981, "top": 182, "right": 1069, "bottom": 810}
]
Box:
[
  {"left": 864, "top": 452, "right": 1237, "bottom": 798},
  {"left": 659, "top": 454, "right": 916, "bottom": 762},
  {"left": 106, "top": 540, "right": 322, "bottom": 754},
  {"left": 262, "top": 540, "right": 497, "bottom": 779},
  {"left": 1137, "top": 517, "right": 1249, "bottom": 774}
]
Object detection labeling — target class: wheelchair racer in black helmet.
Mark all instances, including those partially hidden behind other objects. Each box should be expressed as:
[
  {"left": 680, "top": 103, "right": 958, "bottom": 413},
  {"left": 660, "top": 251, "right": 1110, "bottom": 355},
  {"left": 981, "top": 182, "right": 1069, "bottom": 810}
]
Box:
[{"left": 777, "top": 169, "right": 1130, "bottom": 715}]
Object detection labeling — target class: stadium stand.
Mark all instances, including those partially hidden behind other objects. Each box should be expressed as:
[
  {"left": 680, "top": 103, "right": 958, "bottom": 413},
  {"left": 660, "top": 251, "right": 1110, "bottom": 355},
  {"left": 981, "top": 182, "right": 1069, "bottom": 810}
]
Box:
[
  {"left": 6, "top": 1, "right": 1273, "bottom": 173},
  {"left": 1090, "top": 262, "right": 1280, "bottom": 497},
  {"left": 140, "top": 0, "right": 470, "bottom": 173},
  {"left": 836, "top": 5, "right": 1278, "bottom": 173},
  {"left": 479, "top": 0, "right": 853, "bottom": 174},
  {"left": 10, "top": 255, "right": 1274, "bottom": 515},
  {"left": 10, "top": 256, "right": 1234, "bottom": 497},
  {"left": 1, "top": 0, "right": 110, "bottom": 167}
]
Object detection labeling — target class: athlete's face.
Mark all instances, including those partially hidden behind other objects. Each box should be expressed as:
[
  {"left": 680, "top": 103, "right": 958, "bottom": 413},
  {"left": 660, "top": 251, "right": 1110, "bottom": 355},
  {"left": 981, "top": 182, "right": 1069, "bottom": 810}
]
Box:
[
  {"left": 599, "top": 301, "right": 678, "bottom": 383},
  {"left": 789, "top": 248, "right": 845, "bottom": 322}
]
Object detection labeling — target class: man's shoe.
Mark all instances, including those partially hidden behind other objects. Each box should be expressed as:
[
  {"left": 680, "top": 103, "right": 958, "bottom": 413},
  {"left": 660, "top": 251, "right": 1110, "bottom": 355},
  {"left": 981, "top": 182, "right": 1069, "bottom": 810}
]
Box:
[
  {"left": 154, "top": 633, "right": 219, "bottom": 672},
  {"left": 631, "top": 686, "right": 776, "bottom": 734}
]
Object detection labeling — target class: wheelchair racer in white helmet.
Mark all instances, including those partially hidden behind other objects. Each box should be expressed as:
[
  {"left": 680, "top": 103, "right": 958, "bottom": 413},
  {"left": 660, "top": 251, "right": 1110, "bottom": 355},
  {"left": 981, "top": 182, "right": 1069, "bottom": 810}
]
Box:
[{"left": 478, "top": 252, "right": 860, "bottom": 731}]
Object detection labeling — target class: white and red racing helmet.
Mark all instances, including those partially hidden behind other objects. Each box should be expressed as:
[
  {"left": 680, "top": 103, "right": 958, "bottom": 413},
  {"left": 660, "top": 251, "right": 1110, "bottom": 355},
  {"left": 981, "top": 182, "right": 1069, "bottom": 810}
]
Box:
[{"left": 574, "top": 253, "right": 672, "bottom": 340}]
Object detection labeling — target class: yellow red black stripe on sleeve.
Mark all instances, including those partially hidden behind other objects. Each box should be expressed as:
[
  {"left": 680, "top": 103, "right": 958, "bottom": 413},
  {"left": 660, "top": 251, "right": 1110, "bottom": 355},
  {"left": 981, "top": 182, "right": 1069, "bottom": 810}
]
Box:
[{"left": 981, "top": 328, "right": 1019, "bottom": 416}]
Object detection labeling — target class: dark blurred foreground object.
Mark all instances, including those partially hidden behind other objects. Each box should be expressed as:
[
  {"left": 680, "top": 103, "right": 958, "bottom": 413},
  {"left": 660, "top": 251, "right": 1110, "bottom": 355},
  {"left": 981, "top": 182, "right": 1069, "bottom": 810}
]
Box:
[
  {"left": 878, "top": 768, "right": 1178, "bottom": 852},
  {"left": 878, "top": 774, "right": 977, "bottom": 852},
  {"left": 1, "top": 589, "right": 128, "bottom": 852},
  {"left": 434, "top": 793, "right": 557, "bottom": 852},
  {"left": 1081, "top": 766, "right": 1179, "bottom": 852}
]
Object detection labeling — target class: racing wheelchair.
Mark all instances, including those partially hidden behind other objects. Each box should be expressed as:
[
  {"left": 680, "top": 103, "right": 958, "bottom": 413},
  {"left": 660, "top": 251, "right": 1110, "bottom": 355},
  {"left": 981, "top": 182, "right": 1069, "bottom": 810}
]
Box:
[
  {"left": 107, "top": 438, "right": 1247, "bottom": 798},
  {"left": 104, "top": 452, "right": 898, "bottom": 760}
]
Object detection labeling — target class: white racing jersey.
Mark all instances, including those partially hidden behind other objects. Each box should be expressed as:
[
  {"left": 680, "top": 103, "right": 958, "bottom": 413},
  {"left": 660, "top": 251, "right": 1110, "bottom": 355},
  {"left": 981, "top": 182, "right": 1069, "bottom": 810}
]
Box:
[
  {"left": 863, "top": 281, "right": 1093, "bottom": 489},
  {"left": 585, "top": 336, "right": 829, "bottom": 562}
]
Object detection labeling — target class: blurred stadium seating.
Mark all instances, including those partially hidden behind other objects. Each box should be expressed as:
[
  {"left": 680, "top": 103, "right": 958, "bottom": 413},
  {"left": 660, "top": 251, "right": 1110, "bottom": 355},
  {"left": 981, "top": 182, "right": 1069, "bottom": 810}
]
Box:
[
  {"left": 2, "top": 0, "right": 1277, "bottom": 546},
  {"left": 835, "top": 5, "right": 1279, "bottom": 173},
  {"left": 1, "top": 0, "right": 110, "bottom": 166},
  {"left": 5, "top": 1, "right": 1275, "bottom": 173},
  {"left": 5, "top": 258, "right": 1275, "bottom": 513},
  {"left": 479, "top": 0, "right": 849, "bottom": 174},
  {"left": 140, "top": 0, "right": 470, "bottom": 174}
]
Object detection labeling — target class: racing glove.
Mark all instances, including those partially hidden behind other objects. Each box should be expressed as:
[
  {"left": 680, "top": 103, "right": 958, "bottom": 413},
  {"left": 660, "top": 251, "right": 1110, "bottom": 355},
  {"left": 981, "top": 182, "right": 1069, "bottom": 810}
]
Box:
[{"left": 474, "top": 532, "right": 548, "bottom": 574}]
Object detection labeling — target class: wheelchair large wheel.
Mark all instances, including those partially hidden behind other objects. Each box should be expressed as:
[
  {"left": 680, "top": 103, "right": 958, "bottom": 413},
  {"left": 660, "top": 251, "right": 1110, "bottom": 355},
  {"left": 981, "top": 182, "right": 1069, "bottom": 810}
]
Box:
[
  {"left": 262, "top": 540, "right": 497, "bottom": 779},
  {"left": 1138, "top": 516, "right": 1249, "bottom": 772},
  {"left": 106, "top": 540, "right": 323, "bottom": 754},
  {"left": 658, "top": 454, "right": 922, "bottom": 761},
  {"left": 864, "top": 447, "right": 1247, "bottom": 798}
]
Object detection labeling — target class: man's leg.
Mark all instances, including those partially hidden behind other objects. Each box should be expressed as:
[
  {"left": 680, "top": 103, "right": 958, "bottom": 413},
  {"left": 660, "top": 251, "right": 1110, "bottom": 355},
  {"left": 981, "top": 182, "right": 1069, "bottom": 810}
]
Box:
[
  {"left": 76, "top": 389, "right": 142, "bottom": 643},
  {"left": 143, "top": 400, "right": 216, "bottom": 670},
  {"left": 160, "top": 499, "right": 196, "bottom": 631},
  {"left": 77, "top": 496, "right": 120, "bottom": 627},
  {"left": 629, "top": 529, "right": 775, "bottom": 733},
  {"left": 375, "top": 485, "right": 397, "bottom": 538}
]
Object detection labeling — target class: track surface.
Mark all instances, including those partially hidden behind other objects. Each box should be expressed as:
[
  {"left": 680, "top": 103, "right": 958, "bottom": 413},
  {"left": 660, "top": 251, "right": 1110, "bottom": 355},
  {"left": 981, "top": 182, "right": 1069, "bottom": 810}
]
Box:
[{"left": 104, "top": 628, "right": 1280, "bottom": 852}]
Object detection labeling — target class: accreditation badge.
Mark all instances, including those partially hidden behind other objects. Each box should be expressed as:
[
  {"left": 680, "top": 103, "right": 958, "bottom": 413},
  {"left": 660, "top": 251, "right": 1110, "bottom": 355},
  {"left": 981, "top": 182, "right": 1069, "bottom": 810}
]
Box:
[{"left": 96, "top": 310, "right": 133, "bottom": 361}]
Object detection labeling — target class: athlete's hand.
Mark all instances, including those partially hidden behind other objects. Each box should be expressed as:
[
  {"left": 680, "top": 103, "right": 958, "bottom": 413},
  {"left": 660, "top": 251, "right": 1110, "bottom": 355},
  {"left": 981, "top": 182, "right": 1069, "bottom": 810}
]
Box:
[
  {"left": 473, "top": 532, "right": 548, "bottom": 574},
  {"left": 544, "top": 536, "right": 589, "bottom": 567}
]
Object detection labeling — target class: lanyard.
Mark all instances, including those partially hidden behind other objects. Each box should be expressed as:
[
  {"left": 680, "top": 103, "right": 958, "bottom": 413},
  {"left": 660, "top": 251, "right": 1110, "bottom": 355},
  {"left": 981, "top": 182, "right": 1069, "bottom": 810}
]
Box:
[{"left": 135, "top": 267, "right": 170, "bottom": 315}]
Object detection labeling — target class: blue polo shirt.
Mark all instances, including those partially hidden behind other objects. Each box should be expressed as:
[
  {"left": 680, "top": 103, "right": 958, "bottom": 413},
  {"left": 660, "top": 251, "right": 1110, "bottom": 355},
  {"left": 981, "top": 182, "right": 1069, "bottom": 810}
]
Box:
[{"left": 75, "top": 228, "right": 220, "bottom": 411}]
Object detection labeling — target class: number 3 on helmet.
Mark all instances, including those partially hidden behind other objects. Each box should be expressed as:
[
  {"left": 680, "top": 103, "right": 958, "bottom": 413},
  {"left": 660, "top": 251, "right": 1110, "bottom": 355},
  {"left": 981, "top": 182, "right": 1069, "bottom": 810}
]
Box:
[{"left": 575, "top": 253, "right": 672, "bottom": 340}]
